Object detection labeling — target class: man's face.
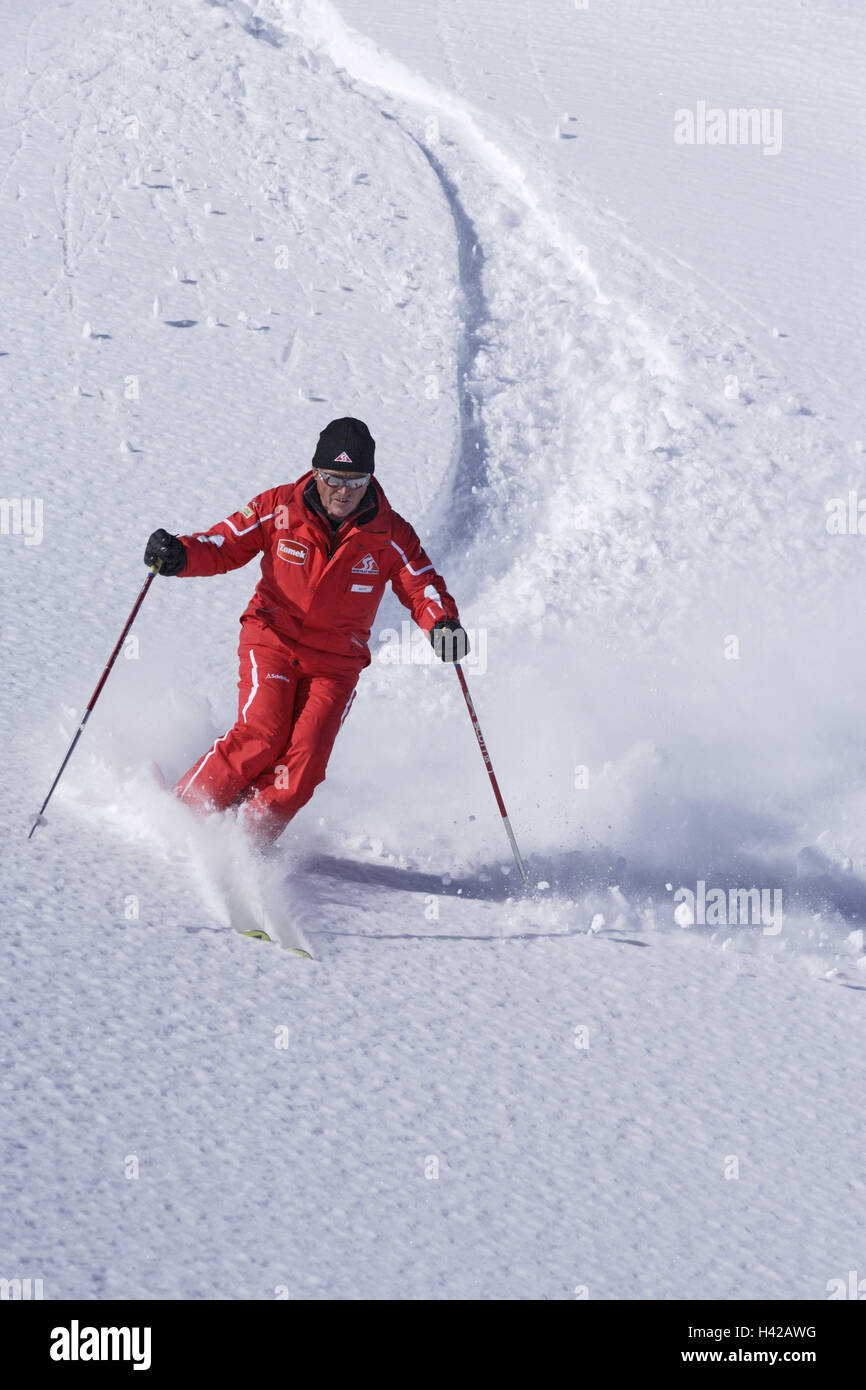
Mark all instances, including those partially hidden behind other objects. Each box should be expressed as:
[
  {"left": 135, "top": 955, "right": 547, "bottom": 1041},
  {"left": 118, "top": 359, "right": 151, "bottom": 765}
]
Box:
[{"left": 314, "top": 468, "right": 371, "bottom": 521}]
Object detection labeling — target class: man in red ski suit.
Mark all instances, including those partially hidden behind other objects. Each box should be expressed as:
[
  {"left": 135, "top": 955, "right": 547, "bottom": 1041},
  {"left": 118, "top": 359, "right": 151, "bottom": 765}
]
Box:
[{"left": 144, "top": 418, "right": 468, "bottom": 848}]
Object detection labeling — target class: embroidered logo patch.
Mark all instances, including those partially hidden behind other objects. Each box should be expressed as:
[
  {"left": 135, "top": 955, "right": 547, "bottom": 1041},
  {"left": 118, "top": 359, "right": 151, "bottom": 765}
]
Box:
[
  {"left": 277, "top": 539, "right": 309, "bottom": 565},
  {"left": 351, "top": 552, "right": 379, "bottom": 575},
  {"left": 334, "top": 452, "right": 353, "bottom": 464},
  {"left": 240, "top": 503, "right": 255, "bottom": 519}
]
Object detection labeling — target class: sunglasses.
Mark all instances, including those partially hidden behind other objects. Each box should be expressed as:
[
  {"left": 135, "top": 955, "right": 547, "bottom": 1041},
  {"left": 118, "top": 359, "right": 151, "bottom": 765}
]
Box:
[{"left": 316, "top": 469, "right": 369, "bottom": 491}]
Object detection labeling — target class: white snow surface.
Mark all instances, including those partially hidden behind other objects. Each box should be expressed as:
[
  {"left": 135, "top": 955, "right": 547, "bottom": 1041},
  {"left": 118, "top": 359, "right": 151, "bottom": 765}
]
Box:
[{"left": 1, "top": 0, "right": 864, "bottom": 1299}]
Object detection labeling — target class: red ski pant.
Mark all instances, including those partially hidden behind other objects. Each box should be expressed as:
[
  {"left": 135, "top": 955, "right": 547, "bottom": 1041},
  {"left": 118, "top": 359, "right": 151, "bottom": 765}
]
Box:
[{"left": 173, "top": 640, "right": 357, "bottom": 847}]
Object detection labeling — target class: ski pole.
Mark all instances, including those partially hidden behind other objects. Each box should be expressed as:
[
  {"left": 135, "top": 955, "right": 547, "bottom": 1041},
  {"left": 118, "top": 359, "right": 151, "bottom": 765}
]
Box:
[
  {"left": 28, "top": 560, "right": 162, "bottom": 838},
  {"left": 453, "top": 662, "right": 528, "bottom": 885}
]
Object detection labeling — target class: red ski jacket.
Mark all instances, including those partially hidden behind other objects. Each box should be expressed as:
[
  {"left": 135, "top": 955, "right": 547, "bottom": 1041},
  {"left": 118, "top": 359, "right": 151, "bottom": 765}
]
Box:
[{"left": 177, "top": 472, "right": 459, "bottom": 675}]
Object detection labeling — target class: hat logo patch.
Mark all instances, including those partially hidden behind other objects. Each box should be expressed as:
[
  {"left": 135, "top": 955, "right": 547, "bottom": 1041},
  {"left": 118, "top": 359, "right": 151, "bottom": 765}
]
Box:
[{"left": 334, "top": 452, "right": 353, "bottom": 464}]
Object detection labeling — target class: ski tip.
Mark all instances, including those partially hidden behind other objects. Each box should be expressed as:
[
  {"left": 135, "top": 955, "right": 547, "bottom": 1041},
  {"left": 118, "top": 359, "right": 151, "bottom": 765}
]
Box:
[{"left": 239, "top": 929, "right": 313, "bottom": 959}]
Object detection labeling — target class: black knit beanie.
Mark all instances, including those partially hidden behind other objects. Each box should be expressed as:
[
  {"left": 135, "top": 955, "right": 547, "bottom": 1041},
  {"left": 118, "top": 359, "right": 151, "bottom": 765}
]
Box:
[{"left": 312, "top": 417, "right": 375, "bottom": 474}]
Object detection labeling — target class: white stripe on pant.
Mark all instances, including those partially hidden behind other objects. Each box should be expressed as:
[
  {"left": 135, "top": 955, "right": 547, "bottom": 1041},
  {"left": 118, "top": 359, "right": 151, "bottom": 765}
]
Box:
[{"left": 179, "top": 648, "right": 260, "bottom": 801}]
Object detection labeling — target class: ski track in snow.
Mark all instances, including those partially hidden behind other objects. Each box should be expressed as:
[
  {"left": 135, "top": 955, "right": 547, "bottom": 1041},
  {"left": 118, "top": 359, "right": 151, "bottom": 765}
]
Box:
[{"left": 1, "top": 0, "right": 864, "bottom": 1300}]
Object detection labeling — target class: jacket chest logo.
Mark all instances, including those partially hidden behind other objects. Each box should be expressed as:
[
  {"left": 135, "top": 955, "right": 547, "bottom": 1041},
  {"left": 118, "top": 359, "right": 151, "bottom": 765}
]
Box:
[
  {"left": 277, "top": 539, "right": 309, "bottom": 565},
  {"left": 351, "top": 552, "right": 379, "bottom": 575}
]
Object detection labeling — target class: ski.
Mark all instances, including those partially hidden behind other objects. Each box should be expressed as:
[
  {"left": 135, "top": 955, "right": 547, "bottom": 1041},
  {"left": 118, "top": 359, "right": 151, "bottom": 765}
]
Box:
[{"left": 224, "top": 878, "right": 313, "bottom": 957}]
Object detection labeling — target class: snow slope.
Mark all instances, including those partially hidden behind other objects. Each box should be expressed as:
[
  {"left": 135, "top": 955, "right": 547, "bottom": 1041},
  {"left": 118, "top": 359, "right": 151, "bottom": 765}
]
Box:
[{"left": 1, "top": 0, "right": 864, "bottom": 1299}]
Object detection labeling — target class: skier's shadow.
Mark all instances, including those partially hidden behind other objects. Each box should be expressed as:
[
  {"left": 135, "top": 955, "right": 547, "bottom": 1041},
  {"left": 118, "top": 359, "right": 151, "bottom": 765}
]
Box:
[
  {"left": 297, "top": 846, "right": 626, "bottom": 904},
  {"left": 294, "top": 850, "right": 649, "bottom": 947},
  {"left": 298, "top": 844, "right": 866, "bottom": 926}
]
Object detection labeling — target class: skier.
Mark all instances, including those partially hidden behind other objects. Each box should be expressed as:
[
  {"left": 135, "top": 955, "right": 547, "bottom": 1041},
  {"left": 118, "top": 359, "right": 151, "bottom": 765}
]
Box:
[{"left": 144, "top": 417, "right": 468, "bottom": 849}]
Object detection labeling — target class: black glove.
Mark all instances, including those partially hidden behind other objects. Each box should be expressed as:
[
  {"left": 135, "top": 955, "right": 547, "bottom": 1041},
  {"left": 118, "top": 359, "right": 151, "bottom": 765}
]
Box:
[
  {"left": 144, "top": 528, "right": 186, "bottom": 576},
  {"left": 430, "top": 617, "right": 470, "bottom": 663}
]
